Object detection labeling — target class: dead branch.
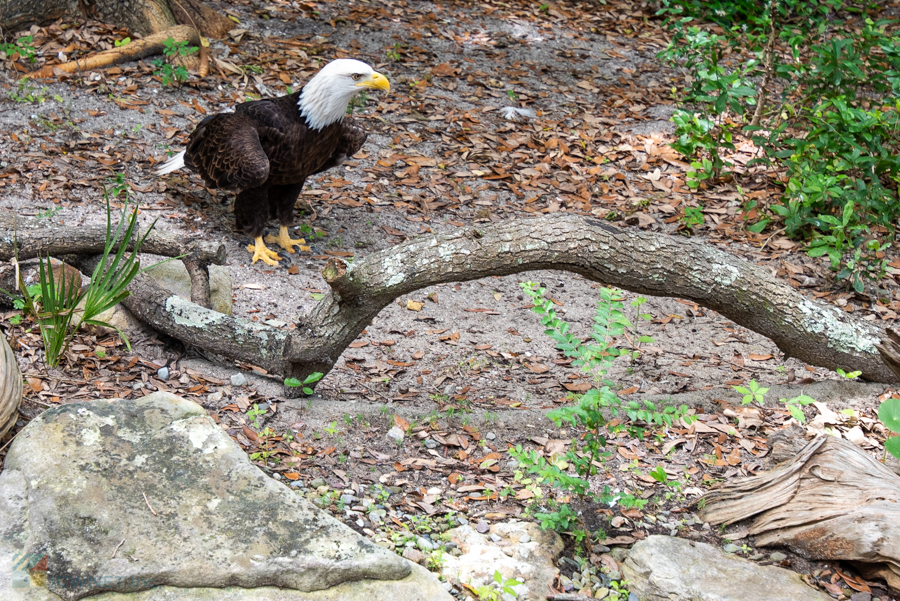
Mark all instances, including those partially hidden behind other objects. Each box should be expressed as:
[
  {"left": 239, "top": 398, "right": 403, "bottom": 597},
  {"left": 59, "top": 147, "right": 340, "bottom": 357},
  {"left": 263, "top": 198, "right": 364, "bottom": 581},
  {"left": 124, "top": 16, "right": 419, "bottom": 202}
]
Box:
[
  {"left": 28, "top": 24, "right": 200, "bottom": 79},
  {"left": 698, "top": 435, "right": 900, "bottom": 593},
  {"left": 110, "top": 214, "right": 897, "bottom": 395},
  {"left": 0, "top": 218, "right": 224, "bottom": 309}
]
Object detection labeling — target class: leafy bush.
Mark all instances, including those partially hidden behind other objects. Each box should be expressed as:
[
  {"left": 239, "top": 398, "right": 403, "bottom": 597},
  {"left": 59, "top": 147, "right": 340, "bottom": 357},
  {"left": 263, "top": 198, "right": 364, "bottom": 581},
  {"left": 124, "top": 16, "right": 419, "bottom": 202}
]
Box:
[
  {"left": 511, "top": 283, "right": 692, "bottom": 540},
  {"left": 657, "top": 0, "right": 900, "bottom": 291},
  {"left": 0, "top": 36, "right": 36, "bottom": 62}
]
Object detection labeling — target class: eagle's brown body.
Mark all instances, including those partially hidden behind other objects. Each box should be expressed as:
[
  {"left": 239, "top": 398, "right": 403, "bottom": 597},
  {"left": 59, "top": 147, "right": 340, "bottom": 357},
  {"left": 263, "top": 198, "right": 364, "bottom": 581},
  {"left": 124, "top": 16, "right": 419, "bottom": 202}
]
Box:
[{"left": 182, "top": 90, "right": 367, "bottom": 242}]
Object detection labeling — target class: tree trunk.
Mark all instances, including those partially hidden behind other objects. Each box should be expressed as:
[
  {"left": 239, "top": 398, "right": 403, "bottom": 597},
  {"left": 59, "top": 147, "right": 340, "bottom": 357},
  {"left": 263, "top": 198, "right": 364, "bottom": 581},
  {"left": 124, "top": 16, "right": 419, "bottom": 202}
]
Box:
[
  {"left": 5, "top": 214, "right": 892, "bottom": 396},
  {"left": 0, "top": 0, "right": 232, "bottom": 38},
  {"left": 698, "top": 435, "right": 900, "bottom": 594}
]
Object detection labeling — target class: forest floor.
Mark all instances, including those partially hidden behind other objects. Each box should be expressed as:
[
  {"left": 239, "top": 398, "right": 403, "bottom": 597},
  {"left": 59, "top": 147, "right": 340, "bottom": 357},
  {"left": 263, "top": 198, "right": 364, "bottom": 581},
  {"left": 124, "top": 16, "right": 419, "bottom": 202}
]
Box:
[{"left": 1, "top": 0, "right": 899, "bottom": 599}]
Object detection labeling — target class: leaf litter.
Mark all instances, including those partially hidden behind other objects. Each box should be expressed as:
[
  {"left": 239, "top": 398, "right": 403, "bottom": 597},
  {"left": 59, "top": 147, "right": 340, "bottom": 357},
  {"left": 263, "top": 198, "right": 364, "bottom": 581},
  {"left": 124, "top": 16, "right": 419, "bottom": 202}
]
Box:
[{"left": 1, "top": 0, "right": 900, "bottom": 598}]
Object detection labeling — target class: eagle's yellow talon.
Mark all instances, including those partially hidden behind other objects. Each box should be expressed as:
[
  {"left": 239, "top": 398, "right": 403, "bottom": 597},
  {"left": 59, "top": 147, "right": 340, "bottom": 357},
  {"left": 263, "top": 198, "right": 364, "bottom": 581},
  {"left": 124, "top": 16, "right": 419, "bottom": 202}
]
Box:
[
  {"left": 265, "top": 226, "right": 307, "bottom": 254},
  {"left": 247, "top": 236, "right": 281, "bottom": 266}
]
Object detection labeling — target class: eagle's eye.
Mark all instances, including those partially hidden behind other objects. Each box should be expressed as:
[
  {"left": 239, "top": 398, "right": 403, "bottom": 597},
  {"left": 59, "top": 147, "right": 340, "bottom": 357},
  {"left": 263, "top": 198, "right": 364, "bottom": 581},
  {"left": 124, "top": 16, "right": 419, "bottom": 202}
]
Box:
[{"left": 351, "top": 73, "right": 363, "bottom": 81}]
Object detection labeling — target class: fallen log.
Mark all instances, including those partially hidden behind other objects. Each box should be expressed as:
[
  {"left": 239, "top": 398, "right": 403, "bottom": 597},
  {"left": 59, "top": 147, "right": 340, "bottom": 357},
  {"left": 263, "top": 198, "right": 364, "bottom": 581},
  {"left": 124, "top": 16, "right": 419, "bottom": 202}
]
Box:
[
  {"left": 698, "top": 435, "right": 900, "bottom": 593},
  {"left": 105, "top": 214, "right": 897, "bottom": 395},
  {"left": 1, "top": 214, "right": 895, "bottom": 394}
]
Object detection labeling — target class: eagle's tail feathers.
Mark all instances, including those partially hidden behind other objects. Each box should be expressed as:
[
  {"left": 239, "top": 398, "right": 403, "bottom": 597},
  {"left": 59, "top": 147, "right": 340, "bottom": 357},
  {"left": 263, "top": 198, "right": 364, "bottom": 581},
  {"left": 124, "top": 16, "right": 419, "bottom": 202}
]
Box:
[{"left": 155, "top": 150, "right": 186, "bottom": 176}]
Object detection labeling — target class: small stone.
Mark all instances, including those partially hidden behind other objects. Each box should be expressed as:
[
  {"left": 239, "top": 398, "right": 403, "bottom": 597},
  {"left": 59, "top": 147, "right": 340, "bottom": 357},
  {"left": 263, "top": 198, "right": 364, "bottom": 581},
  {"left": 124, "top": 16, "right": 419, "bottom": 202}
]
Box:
[
  {"left": 457, "top": 516, "right": 468, "bottom": 526},
  {"left": 723, "top": 544, "right": 740, "bottom": 554},
  {"left": 207, "top": 391, "right": 224, "bottom": 403},
  {"left": 157, "top": 367, "right": 169, "bottom": 380},
  {"left": 401, "top": 547, "right": 425, "bottom": 565},
  {"left": 289, "top": 481, "right": 304, "bottom": 489},
  {"left": 476, "top": 520, "right": 489, "bottom": 533},
  {"left": 386, "top": 426, "right": 404, "bottom": 443},
  {"left": 749, "top": 553, "right": 765, "bottom": 561},
  {"left": 519, "top": 534, "right": 531, "bottom": 544},
  {"left": 416, "top": 537, "right": 434, "bottom": 552},
  {"left": 595, "top": 587, "right": 610, "bottom": 599},
  {"left": 133, "top": 382, "right": 144, "bottom": 390},
  {"left": 578, "top": 586, "right": 593, "bottom": 597},
  {"left": 230, "top": 373, "right": 248, "bottom": 387},
  {"left": 769, "top": 551, "right": 787, "bottom": 562},
  {"left": 505, "top": 459, "right": 519, "bottom": 470},
  {"left": 851, "top": 593, "right": 872, "bottom": 601},
  {"left": 559, "top": 575, "right": 573, "bottom": 590},
  {"left": 442, "top": 581, "right": 453, "bottom": 592},
  {"left": 490, "top": 533, "right": 502, "bottom": 543},
  {"left": 309, "top": 477, "right": 325, "bottom": 489},
  {"left": 486, "top": 432, "right": 496, "bottom": 440},
  {"left": 340, "top": 494, "right": 358, "bottom": 505},
  {"left": 423, "top": 439, "right": 438, "bottom": 449}
]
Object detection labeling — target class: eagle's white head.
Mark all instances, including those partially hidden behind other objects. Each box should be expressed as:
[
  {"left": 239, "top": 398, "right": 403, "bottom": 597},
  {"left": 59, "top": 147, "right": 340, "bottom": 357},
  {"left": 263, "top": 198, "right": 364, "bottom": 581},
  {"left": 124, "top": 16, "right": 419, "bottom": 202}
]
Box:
[{"left": 298, "top": 59, "right": 390, "bottom": 130}]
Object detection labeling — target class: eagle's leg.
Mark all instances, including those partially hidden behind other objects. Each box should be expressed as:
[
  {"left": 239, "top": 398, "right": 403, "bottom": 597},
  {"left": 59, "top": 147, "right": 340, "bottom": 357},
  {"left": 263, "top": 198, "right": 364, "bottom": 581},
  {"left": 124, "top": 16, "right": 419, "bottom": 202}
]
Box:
[
  {"left": 236, "top": 188, "right": 281, "bottom": 266},
  {"left": 264, "top": 183, "right": 309, "bottom": 254}
]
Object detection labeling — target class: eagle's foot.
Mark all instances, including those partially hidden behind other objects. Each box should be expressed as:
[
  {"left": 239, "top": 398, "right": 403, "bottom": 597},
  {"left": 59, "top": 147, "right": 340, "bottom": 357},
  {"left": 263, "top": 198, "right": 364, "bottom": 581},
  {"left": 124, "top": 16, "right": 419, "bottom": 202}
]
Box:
[
  {"left": 247, "top": 236, "right": 281, "bottom": 266},
  {"left": 265, "top": 226, "right": 309, "bottom": 254}
]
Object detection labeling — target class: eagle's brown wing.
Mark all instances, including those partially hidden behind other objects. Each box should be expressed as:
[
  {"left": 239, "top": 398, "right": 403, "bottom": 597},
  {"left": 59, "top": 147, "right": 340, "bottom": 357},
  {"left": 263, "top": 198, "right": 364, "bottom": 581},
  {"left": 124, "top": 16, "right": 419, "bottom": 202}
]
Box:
[
  {"left": 312, "top": 117, "right": 367, "bottom": 174},
  {"left": 183, "top": 112, "right": 274, "bottom": 190}
]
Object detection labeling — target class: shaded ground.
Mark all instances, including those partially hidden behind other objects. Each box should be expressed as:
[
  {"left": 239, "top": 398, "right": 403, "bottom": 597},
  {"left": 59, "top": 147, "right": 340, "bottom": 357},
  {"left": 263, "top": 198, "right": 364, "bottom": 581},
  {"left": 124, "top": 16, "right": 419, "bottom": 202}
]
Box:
[{"left": 1, "top": 0, "right": 899, "bottom": 599}]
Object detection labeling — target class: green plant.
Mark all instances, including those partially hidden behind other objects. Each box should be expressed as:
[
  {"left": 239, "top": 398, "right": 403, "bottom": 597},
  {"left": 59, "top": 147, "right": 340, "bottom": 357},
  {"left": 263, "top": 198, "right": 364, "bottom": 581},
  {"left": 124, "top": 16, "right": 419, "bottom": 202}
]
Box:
[
  {"left": 247, "top": 404, "right": 267, "bottom": 429},
  {"left": 0, "top": 36, "right": 36, "bottom": 62},
  {"left": 836, "top": 368, "right": 862, "bottom": 379},
  {"left": 284, "top": 371, "right": 324, "bottom": 394},
  {"left": 681, "top": 206, "right": 706, "bottom": 228},
  {"left": 732, "top": 379, "right": 768, "bottom": 406},
  {"left": 781, "top": 395, "right": 815, "bottom": 423},
  {"left": 878, "top": 397, "right": 900, "bottom": 462},
  {"left": 511, "top": 283, "right": 691, "bottom": 538},
  {"left": 9, "top": 77, "right": 48, "bottom": 103},
  {"left": 10, "top": 184, "right": 159, "bottom": 367},
  {"left": 114, "top": 37, "right": 131, "bottom": 47},
  {"left": 659, "top": 1, "right": 900, "bottom": 286},
  {"left": 473, "top": 570, "right": 522, "bottom": 601},
  {"left": 152, "top": 37, "right": 198, "bottom": 85},
  {"left": 386, "top": 43, "right": 402, "bottom": 62},
  {"left": 324, "top": 421, "right": 338, "bottom": 436}
]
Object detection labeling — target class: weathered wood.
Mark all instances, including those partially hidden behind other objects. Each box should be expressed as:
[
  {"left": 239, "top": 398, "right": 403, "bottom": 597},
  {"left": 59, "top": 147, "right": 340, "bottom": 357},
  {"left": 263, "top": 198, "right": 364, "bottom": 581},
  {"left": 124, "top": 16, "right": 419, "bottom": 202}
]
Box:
[
  {"left": 699, "top": 435, "right": 900, "bottom": 593},
  {"left": 78, "top": 214, "right": 897, "bottom": 396},
  {"left": 0, "top": 335, "right": 23, "bottom": 440},
  {"left": 876, "top": 328, "right": 900, "bottom": 382}
]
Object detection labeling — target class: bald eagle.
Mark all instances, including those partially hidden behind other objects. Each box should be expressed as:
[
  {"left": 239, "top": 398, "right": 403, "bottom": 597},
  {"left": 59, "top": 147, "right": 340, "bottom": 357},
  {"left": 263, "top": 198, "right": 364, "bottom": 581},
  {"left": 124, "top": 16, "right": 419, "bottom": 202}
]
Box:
[{"left": 155, "top": 59, "right": 390, "bottom": 265}]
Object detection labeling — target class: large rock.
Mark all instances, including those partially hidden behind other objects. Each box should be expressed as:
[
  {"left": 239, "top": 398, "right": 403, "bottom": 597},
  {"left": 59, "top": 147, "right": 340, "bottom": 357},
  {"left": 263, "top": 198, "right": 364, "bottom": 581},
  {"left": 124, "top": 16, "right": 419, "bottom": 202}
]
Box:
[
  {"left": 144, "top": 260, "right": 233, "bottom": 316},
  {"left": 622, "top": 535, "right": 832, "bottom": 601},
  {"left": 0, "top": 392, "right": 451, "bottom": 601},
  {"left": 441, "top": 520, "right": 563, "bottom": 601}
]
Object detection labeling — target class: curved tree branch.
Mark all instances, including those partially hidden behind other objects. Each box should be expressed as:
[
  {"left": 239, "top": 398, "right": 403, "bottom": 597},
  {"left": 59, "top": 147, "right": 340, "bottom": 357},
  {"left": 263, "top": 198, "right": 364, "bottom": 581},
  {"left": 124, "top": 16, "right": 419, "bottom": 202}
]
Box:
[{"left": 116, "top": 214, "right": 896, "bottom": 395}]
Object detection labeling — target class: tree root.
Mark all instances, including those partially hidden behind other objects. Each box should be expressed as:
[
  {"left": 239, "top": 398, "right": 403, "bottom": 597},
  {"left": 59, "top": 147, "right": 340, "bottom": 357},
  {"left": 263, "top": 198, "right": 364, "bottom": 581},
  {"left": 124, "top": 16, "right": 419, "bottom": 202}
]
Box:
[{"left": 28, "top": 24, "right": 200, "bottom": 80}]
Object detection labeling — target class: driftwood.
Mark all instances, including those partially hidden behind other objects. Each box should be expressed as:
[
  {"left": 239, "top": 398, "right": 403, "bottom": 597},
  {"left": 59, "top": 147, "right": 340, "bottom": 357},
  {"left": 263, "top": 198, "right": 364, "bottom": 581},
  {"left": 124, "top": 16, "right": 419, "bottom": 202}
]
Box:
[
  {"left": 29, "top": 24, "right": 200, "bottom": 80},
  {"left": 698, "top": 435, "right": 900, "bottom": 592},
  {"left": 1, "top": 214, "right": 896, "bottom": 395},
  {"left": 0, "top": 335, "right": 23, "bottom": 439}
]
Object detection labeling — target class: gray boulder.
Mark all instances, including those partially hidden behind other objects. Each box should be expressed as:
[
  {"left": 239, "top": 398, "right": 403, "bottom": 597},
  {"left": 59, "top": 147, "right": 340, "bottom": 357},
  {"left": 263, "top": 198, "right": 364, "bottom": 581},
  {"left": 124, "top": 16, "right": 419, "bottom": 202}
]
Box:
[
  {"left": 623, "top": 535, "right": 831, "bottom": 601},
  {"left": 0, "top": 392, "right": 450, "bottom": 601}
]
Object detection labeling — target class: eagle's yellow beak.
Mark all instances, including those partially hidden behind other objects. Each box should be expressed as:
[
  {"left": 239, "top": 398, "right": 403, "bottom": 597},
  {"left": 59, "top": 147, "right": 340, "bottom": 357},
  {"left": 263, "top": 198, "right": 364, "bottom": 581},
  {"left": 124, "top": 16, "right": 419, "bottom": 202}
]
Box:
[{"left": 359, "top": 72, "right": 390, "bottom": 92}]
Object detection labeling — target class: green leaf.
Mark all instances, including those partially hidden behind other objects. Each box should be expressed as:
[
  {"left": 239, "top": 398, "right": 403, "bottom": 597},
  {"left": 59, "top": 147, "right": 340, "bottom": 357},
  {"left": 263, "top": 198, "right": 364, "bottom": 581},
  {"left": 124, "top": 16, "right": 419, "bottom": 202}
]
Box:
[
  {"left": 878, "top": 398, "right": 900, "bottom": 433},
  {"left": 886, "top": 436, "right": 900, "bottom": 461}
]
